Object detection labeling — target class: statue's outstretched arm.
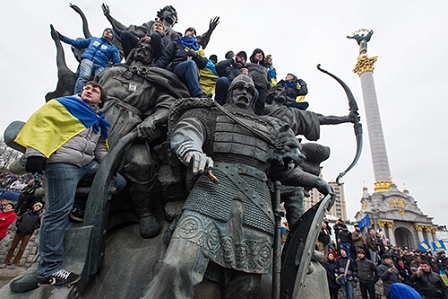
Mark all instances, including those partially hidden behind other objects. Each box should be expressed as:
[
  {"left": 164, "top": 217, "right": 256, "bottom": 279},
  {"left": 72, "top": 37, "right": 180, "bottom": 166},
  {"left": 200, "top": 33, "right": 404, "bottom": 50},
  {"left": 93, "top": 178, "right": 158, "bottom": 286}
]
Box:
[
  {"left": 69, "top": 3, "right": 92, "bottom": 38},
  {"left": 101, "top": 3, "right": 129, "bottom": 33},
  {"left": 198, "top": 16, "right": 220, "bottom": 50},
  {"left": 317, "top": 110, "right": 357, "bottom": 125}
]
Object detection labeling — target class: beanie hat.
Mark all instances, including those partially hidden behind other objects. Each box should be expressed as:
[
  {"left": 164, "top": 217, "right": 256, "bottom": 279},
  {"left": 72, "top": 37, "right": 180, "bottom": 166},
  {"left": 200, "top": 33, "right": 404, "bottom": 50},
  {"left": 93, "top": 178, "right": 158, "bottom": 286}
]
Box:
[{"left": 33, "top": 202, "right": 43, "bottom": 210}]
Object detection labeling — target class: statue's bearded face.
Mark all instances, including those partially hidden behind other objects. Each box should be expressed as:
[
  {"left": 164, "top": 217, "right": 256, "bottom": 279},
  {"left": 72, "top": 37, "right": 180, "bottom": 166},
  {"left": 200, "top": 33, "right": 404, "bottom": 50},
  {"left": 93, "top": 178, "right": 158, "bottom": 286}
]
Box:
[
  {"left": 134, "top": 43, "right": 153, "bottom": 62},
  {"left": 162, "top": 7, "right": 177, "bottom": 25},
  {"left": 230, "top": 83, "right": 255, "bottom": 108}
]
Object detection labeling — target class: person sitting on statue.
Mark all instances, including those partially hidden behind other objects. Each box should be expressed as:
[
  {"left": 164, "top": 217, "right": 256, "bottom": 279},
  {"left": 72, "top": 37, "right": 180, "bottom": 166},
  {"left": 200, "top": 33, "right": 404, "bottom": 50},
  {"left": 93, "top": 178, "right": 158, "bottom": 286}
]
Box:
[
  {"left": 142, "top": 74, "right": 335, "bottom": 299},
  {"left": 54, "top": 27, "right": 121, "bottom": 94},
  {"left": 246, "top": 48, "right": 271, "bottom": 115},
  {"left": 120, "top": 19, "right": 168, "bottom": 61},
  {"left": 155, "top": 27, "right": 210, "bottom": 98},
  {"left": 14, "top": 81, "right": 111, "bottom": 287},
  {"left": 96, "top": 40, "right": 191, "bottom": 238},
  {"left": 276, "top": 72, "right": 309, "bottom": 110},
  {"left": 264, "top": 54, "right": 277, "bottom": 87},
  {"left": 214, "top": 50, "right": 250, "bottom": 105}
]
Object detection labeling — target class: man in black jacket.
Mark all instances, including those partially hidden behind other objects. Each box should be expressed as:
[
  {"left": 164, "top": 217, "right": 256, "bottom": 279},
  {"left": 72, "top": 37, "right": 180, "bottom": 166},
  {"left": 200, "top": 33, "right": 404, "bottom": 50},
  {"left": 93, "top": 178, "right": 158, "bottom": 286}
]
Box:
[
  {"left": 155, "top": 27, "right": 208, "bottom": 97},
  {"left": 410, "top": 260, "right": 448, "bottom": 299},
  {"left": 1, "top": 202, "right": 42, "bottom": 268},
  {"left": 356, "top": 249, "right": 378, "bottom": 299},
  {"left": 15, "top": 179, "right": 39, "bottom": 217},
  {"left": 214, "top": 51, "right": 249, "bottom": 105}
]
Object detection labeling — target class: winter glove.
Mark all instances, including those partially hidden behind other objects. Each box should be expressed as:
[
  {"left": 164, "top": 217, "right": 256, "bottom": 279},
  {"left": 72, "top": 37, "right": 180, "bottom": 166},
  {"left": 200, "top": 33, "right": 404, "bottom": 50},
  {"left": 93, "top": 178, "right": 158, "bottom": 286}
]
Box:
[
  {"left": 25, "top": 157, "right": 47, "bottom": 174},
  {"left": 187, "top": 49, "right": 198, "bottom": 59}
]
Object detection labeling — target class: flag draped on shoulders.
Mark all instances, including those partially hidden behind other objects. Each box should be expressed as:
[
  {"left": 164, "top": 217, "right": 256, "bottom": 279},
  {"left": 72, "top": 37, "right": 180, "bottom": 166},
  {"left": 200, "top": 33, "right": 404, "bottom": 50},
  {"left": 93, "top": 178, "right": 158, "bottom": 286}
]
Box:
[{"left": 15, "top": 96, "right": 111, "bottom": 158}]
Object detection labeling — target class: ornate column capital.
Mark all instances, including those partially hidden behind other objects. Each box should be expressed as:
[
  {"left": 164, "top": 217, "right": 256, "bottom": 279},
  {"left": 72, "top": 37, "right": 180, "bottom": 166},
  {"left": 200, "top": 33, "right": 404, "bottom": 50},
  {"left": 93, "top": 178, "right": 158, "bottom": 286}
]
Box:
[
  {"left": 431, "top": 228, "right": 438, "bottom": 234},
  {"left": 424, "top": 226, "right": 433, "bottom": 232},
  {"left": 415, "top": 225, "right": 424, "bottom": 231},
  {"left": 386, "top": 222, "right": 394, "bottom": 228},
  {"left": 377, "top": 221, "right": 386, "bottom": 227},
  {"left": 353, "top": 55, "right": 378, "bottom": 76}
]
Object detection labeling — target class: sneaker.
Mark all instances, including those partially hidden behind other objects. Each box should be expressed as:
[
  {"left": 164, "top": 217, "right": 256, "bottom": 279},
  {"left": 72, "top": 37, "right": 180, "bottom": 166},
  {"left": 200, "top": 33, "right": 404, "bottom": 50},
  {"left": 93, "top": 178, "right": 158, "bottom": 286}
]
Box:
[
  {"left": 69, "top": 208, "right": 85, "bottom": 222},
  {"left": 8, "top": 264, "right": 16, "bottom": 269},
  {"left": 0, "top": 264, "right": 7, "bottom": 269},
  {"left": 38, "top": 269, "right": 81, "bottom": 287}
]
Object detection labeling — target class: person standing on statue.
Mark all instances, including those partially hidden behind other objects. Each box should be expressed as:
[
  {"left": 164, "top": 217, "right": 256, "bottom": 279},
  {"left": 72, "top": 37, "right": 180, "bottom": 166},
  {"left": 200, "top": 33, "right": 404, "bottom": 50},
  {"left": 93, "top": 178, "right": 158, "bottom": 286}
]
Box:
[
  {"left": 142, "top": 74, "right": 335, "bottom": 299},
  {"left": 14, "top": 81, "right": 110, "bottom": 287}
]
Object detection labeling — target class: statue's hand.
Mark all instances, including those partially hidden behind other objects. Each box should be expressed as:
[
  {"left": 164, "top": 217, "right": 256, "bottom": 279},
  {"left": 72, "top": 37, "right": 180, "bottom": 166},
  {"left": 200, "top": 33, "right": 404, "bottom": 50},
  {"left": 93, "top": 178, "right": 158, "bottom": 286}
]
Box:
[
  {"left": 50, "top": 24, "right": 63, "bottom": 41},
  {"left": 348, "top": 110, "right": 360, "bottom": 123},
  {"left": 101, "top": 3, "right": 110, "bottom": 16},
  {"left": 315, "top": 178, "right": 337, "bottom": 209},
  {"left": 69, "top": 3, "right": 82, "bottom": 15},
  {"left": 209, "top": 16, "right": 220, "bottom": 31},
  {"left": 136, "top": 119, "right": 156, "bottom": 140},
  {"left": 183, "top": 151, "right": 214, "bottom": 175}
]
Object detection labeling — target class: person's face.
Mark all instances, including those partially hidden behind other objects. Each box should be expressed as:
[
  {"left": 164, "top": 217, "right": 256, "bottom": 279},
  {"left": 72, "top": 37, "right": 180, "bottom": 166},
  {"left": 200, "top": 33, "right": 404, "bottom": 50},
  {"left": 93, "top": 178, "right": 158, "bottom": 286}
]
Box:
[
  {"left": 152, "top": 22, "right": 164, "bottom": 34},
  {"left": 33, "top": 205, "right": 40, "bottom": 211},
  {"left": 103, "top": 29, "right": 113, "bottom": 41},
  {"left": 358, "top": 252, "right": 365, "bottom": 259},
  {"left": 355, "top": 226, "right": 360, "bottom": 232},
  {"left": 236, "top": 55, "right": 246, "bottom": 64},
  {"left": 285, "top": 74, "right": 295, "bottom": 81},
  {"left": 184, "top": 29, "right": 196, "bottom": 37},
  {"left": 322, "top": 223, "right": 327, "bottom": 229},
  {"left": 341, "top": 250, "right": 347, "bottom": 257},
  {"left": 230, "top": 83, "right": 255, "bottom": 108},
  {"left": 4, "top": 204, "right": 13, "bottom": 212},
  {"left": 81, "top": 84, "right": 102, "bottom": 106},
  {"left": 328, "top": 253, "right": 334, "bottom": 261},
  {"left": 384, "top": 258, "right": 392, "bottom": 265},
  {"left": 266, "top": 56, "right": 272, "bottom": 64},
  {"left": 27, "top": 179, "right": 34, "bottom": 185},
  {"left": 420, "top": 264, "right": 431, "bottom": 272},
  {"left": 134, "top": 42, "right": 153, "bottom": 62},
  {"left": 254, "top": 52, "right": 263, "bottom": 61}
]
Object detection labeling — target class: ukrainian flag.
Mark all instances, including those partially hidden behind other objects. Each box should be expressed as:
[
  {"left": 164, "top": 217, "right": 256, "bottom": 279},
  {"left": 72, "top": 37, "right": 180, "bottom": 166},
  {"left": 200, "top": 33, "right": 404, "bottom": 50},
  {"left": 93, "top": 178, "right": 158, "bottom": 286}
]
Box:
[{"left": 15, "top": 96, "right": 110, "bottom": 158}]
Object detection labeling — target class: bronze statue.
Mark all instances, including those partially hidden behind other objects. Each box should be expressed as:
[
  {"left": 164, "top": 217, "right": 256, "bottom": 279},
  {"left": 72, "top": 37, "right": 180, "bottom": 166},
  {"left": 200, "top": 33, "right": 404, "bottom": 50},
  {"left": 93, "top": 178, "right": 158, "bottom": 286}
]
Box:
[
  {"left": 347, "top": 28, "right": 374, "bottom": 56},
  {"left": 96, "top": 41, "right": 190, "bottom": 238},
  {"left": 142, "top": 75, "right": 335, "bottom": 299}
]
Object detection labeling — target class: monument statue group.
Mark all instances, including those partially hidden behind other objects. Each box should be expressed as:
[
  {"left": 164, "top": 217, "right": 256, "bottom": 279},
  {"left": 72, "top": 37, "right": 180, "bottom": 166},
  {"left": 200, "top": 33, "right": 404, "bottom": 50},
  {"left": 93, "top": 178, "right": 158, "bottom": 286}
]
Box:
[{"left": 2, "top": 3, "right": 365, "bottom": 299}]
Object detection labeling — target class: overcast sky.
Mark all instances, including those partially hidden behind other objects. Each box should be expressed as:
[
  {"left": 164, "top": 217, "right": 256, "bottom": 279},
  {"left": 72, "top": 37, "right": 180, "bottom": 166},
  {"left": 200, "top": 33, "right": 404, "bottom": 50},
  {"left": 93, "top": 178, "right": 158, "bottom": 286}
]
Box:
[{"left": 1, "top": 0, "right": 447, "bottom": 225}]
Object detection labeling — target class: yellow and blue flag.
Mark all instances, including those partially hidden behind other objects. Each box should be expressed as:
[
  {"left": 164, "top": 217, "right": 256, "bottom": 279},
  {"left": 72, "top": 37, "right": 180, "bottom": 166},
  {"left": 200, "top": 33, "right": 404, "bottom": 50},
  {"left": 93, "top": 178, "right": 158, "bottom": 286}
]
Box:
[{"left": 15, "top": 96, "right": 111, "bottom": 158}]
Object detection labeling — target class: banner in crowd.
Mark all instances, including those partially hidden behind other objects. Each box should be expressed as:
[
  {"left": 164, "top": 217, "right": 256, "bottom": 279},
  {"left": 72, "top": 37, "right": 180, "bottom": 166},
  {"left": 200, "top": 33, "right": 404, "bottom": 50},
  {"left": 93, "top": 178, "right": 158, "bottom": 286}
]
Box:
[
  {"left": 418, "top": 240, "right": 431, "bottom": 252},
  {"left": 358, "top": 213, "right": 370, "bottom": 231},
  {"left": 432, "top": 240, "right": 446, "bottom": 251}
]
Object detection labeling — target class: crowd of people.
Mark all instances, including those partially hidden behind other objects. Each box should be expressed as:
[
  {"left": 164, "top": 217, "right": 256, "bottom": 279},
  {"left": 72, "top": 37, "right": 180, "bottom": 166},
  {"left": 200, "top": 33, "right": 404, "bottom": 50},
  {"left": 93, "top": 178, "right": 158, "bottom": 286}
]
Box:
[{"left": 319, "top": 218, "right": 448, "bottom": 299}]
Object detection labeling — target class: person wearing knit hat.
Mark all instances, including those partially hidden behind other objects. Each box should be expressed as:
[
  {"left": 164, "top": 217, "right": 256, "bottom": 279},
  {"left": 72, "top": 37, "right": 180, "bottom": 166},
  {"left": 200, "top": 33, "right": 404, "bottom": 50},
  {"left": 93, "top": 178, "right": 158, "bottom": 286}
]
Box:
[
  {"left": 1, "top": 201, "right": 41, "bottom": 269},
  {"left": 378, "top": 253, "right": 400, "bottom": 298},
  {"left": 356, "top": 248, "right": 378, "bottom": 299}
]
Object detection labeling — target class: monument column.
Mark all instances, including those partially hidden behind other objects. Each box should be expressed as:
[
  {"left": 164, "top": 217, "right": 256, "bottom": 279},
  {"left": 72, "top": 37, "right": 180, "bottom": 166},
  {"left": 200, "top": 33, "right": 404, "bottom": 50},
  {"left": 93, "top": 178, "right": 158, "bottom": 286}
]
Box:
[
  {"left": 431, "top": 228, "right": 438, "bottom": 242},
  {"left": 415, "top": 225, "right": 425, "bottom": 242},
  {"left": 386, "top": 222, "right": 396, "bottom": 246},
  {"left": 349, "top": 29, "right": 392, "bottom": 192},
  {"left": 424, "top": 227, "right": 433, "bottom": 243}
]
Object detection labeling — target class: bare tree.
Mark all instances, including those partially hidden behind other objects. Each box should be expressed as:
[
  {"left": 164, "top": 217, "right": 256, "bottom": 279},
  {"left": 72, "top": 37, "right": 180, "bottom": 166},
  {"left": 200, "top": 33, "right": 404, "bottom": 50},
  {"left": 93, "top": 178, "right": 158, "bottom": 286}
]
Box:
[{"left": 0, "top": 138, "right": 22, "bottom": 170}]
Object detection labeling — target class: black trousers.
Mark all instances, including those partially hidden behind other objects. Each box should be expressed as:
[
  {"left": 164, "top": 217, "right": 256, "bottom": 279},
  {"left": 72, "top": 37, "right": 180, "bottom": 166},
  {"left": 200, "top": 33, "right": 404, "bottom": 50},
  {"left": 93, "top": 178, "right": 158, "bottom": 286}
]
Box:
[{"left": 360, "top": 281, "right": 376, "bottom": 299}]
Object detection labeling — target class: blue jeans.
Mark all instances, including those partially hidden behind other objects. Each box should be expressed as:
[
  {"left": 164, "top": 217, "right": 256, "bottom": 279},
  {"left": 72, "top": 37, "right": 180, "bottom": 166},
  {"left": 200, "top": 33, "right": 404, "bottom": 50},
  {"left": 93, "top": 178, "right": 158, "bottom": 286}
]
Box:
[
  {"left": 173, "top": 60, "right": 203, "bottom": 97},
  {"left": 73, "top": 161, "right": 127, "bottom": 210},
  {"left": 37, "top": 161, "right": 100, "bottom": 277},
  {"left": 340, "top": 280, "right": 354, "bottom": 299},
  {"left": 74, "top": 59, "right": 105, "bottom": 94}
]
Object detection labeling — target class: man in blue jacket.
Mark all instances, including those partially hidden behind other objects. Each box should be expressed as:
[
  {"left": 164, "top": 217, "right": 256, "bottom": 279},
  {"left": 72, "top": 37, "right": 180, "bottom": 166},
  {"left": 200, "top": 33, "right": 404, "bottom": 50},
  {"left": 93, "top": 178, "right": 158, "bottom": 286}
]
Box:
[{"left": 55, "top": 27, "right": 121, "bottom": 94}]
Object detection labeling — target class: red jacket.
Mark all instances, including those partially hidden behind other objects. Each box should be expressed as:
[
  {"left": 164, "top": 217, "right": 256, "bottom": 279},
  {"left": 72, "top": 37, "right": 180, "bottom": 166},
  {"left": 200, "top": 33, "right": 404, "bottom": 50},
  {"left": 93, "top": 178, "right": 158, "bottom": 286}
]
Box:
[{"left": 0, "top": 210, "right": 17, "bottom": 238}]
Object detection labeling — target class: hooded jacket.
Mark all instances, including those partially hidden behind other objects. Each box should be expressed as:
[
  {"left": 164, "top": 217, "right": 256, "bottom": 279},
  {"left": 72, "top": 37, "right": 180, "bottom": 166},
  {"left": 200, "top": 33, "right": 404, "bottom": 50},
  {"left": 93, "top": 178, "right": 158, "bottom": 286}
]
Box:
[
  {"left": 61, "top": 29, "right": 121, "bottom": 68},
  {"left": 246, "top": 48, "right": 271, "bottom": 91}
]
